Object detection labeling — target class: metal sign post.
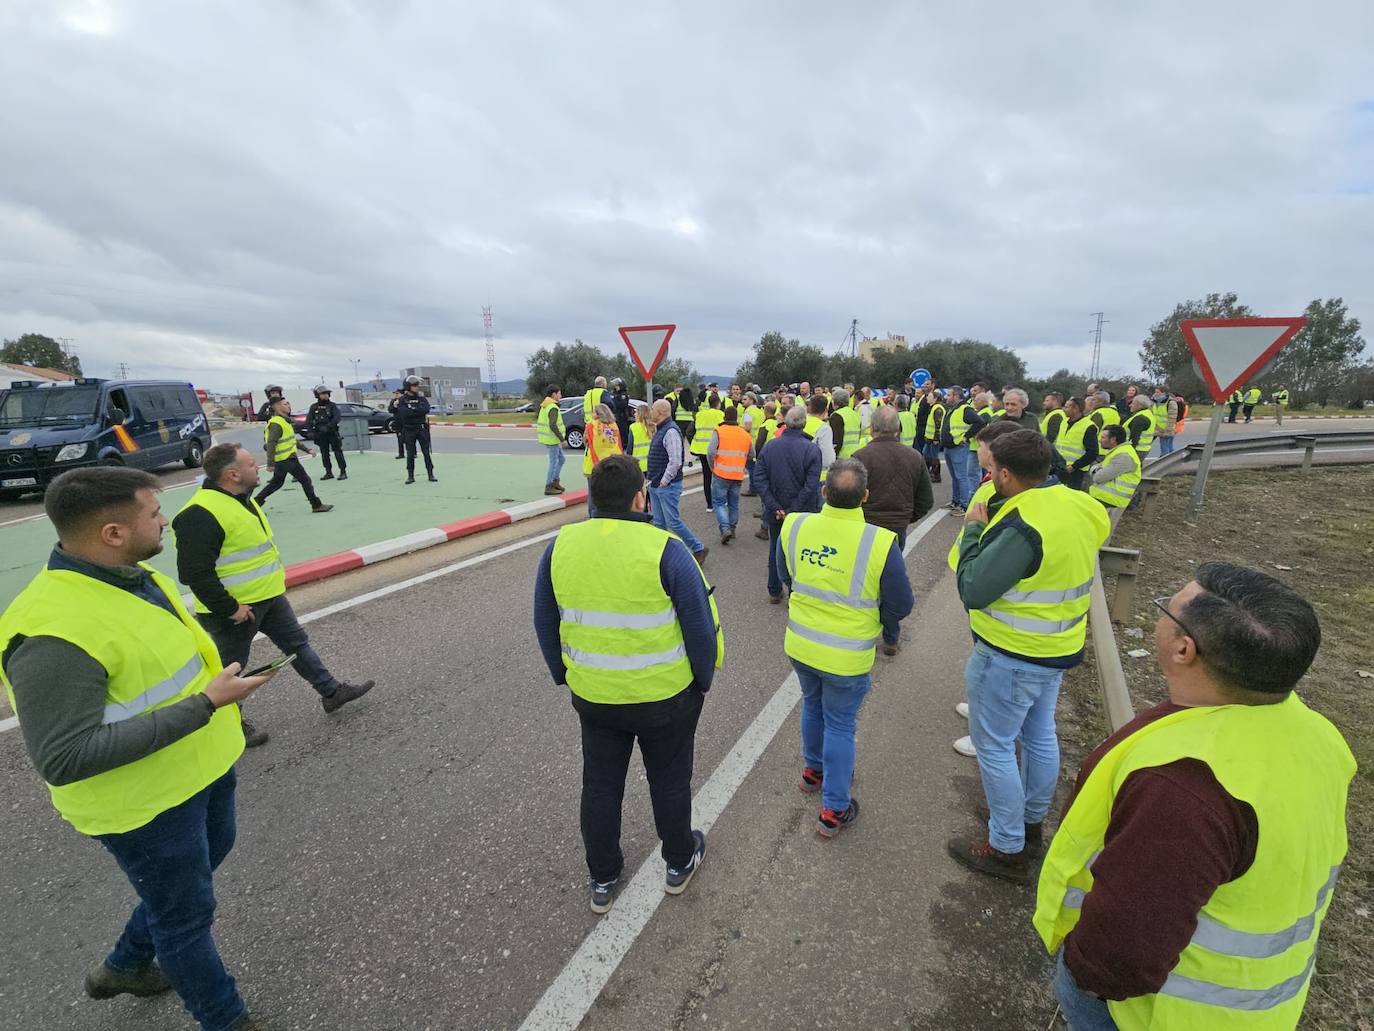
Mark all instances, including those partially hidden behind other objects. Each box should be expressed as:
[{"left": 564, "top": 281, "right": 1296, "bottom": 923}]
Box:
[{"left": 1187, "top": 407, "right": 1226, "bottom": 517}]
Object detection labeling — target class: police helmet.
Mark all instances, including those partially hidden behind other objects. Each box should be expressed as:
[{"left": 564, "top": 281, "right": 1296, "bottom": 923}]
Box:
[
  {"left": 313, "top": 384, "right": 331, "bottom": 397},
  {"left": 404, "top": 375, "right": 422, "bottom": 387},
  {"left": 265, "top": 383, "right": 283, "bottom": 394},
  {"left": 609, "top": 377, "right": 624, "bottom": 389}
]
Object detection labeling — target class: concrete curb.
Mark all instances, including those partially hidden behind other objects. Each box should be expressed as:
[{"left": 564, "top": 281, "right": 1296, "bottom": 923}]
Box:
[
  {"left": 442, "top": 422, "right": 534, "bottom": 428},
  {"left": 283, "top": 488, "right": 588, "bottom": 587}
]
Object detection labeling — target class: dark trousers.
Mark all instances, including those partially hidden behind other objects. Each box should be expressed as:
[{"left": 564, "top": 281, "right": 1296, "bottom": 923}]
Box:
[
  {"left": 254, "top": 456, "right": 320, "bottom": 508},
  {"left": 1065, "top": 467, "right": 1088, "bottom": 491},
  {"left": 699, "top": 460, "right": 713, "bottom": 508},
  {"left": 572, "top": 687, "right": 704, "bottom": 881},
  {"left": 1227, "top": 402, "right": 1240, "bottom": 423},
  {"left": 1242, "top": 404, "right": 1255, "bottom": 422},
  {"left": 97, "top": 769, "right": 245, "bottom": 1031},
  {"left": 402, "top": 427, "right": 434, "bottom": 475},
  {"left": 315, "top": 430, "right": 346, "bottom": 475},
  {"left": 767, "top": 517, "right": 786, "bottom": 597},
  {"left": 394, "top": 421, "right": 404, "bottom": 456},
  {"left": 198, "top": 595, "right": 336, "bottom": 696}
]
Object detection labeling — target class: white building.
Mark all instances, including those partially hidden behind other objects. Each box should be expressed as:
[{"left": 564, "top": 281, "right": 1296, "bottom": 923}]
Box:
[{"left": 401, "top": 365, "right": 487, "bottom": 412}]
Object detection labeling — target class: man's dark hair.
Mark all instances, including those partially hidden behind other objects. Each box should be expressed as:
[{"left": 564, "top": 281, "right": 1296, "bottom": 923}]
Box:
[
  {"left": 45, "top": 466, "right": 160, "bottom": 541},
  {"left": 1180, "top": 563, "right": 1321, "bottom": 696},
  {"left": 1064, "top": 396, "right": 1083, "bottom": 414},
  {"left": 203, "top": 443, "right": 245, "bottom": 485},
  {"left": 973, "top": 420, "right": 1023, "bottom": 445},
  {"left": 587, "top": 454, "right": 644, "bottom": 513},
  {"left": 807, "top": 394, "right": 828, "bottom": 416},
  {"left": 544, "top": 385, "right": 561, "bottom": 398},
  {"left": 1046, "top": 391, "right": 1064, "bottom": 404},
  {"left": 722, "top": 407, "right": 738, "bottom": 424},
  {"left": 825, "top": 459, "right": 868, "bottom": 508},
  {"left": 1101, "top": 425, "right": 1125, "bottom": 448},
  {"left": 986, "top": 429, "right": 1053, "bottom": 483},
  {"left": 709, "top": 394, "right": 721, "bottom": 409},
  {"left": 272, "top": 397, "right": 290, "bottom": 410}
]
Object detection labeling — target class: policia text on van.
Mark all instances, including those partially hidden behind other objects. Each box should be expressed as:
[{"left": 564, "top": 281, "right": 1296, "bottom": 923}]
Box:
[{"left": 0, "top": 379, "right": 212, "bottom": 501}]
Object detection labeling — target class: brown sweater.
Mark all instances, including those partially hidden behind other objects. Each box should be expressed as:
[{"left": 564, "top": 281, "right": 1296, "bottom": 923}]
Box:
[{"left": 852, "top": 437, "right": 935, "bottom": 535}]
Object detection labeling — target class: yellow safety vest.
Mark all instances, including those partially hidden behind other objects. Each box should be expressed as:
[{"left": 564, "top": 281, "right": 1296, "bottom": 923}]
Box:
[
  {"left": 757, "top": 417, "right": 778, "bottom": 452},
  {"left": 1088, "top": 443, "right": 1142, "bottom": 508},
  {"left": 947, "top": 480, "right": 998, "bottom": 570},
  {"left": 0, "top": 564, "right": 243, "bottom": 836},
  {"left": 1274, "top": 390, "right": 1289, "bottom": 406},
  {"left": 1090, "top": 406, "right": 1120, "bottom": 429},
  {"left": 536, "top": 398, "right": 565, "bottom": 446},
  {"left": 1230, "top": 390, "right": 1243, "bottom": 404},
  {"left": 965, "top": 484, "right": 1109, "bottom": 659},
  {"left": 673, "top": 394, "right": 694, "bottom": 424},
  {"left": 582, "top": 388, "right": 600, "bottom": 420},
  {"left": 802, "top": 414, "right": 823, "bottom": 440},
  {"left": 1152, "top": 400, "right": 1171, "bottom": 431},
  {"left": 781, "top": 504, "right": 894, "bottom": 676},
  {"left": 947, "top": 404, "right": 975, "bottom": 448},
  {"left": 835, "top": 406, "right": 862, "bottom": 458},
  {"left": 1245, "top": 388, "right": 1261, "bottom": 404},
  {"left": 628, "top": 421, "right": 651, "bottom": 470},
  {"left": 927, "top": 402, "right": 946, "bottom": 441},
  {"left": 898, "top": 410, "right": 917, "bottom": 447},
  {"left": 265, "top": 414, "right": 297, "bottom": 462},
  {"left": 178, "top": 488, "right": 286, "bottom": 611},
  {"left": 692, "top": 408, "right": 725, "bottom": 456},
  {"left": 1035, "top": 695, "right": 1354, "bottom": 1030},
  {"left": 550, "top": 519, "right": 722, "bottom": 703},
  {"left": 1040, "top": 409, "right": 1067, "bottom": 439},
  {"left": 1124, "top": 411, "right": 1155, "bottom": 457},
  {"left": 1057, "top": 416, "right": 1092, "bottom": 466}
]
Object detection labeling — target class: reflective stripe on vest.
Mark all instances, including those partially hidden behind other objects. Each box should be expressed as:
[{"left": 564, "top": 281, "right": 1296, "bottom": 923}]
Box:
[
  {"left": 947, "top": 404, "right": 974, "bottom": 447},
  {"left": 692, "top": 409, "right": 724, "bottom": 455},
  {"left": 0, "top": 566, "right": 244, "bottom": 836},
  {"left": 1056, "top": 416, "right": 1091, "bottom": 464},
  {"left": 966, "top": 485, "right": 1109, "bottom": 659},
  {"left": 1034, "top": 697, "right": 1356, "bottom": 1029},
  {"left": 178, "top": 487, "right": 286, "bottom": 610},
  {"left": 629, "top": 422, "right": 651, "bottom": 470},
  {"left": 835, "top": 407, "right": 861, "bottom": 458},
  {"left": 1125, "top": 411, "right": 1155, "bottom": 455},
  {"left": 1090, "top": 407, "right": 1120, "bottom": 429},
  {"left": 1152, "top": 401, "right": 1171, "bottom": 430},
  {"left": 898, "top": 410, "right": 917, "bottom": 447},
  {"left": 1088, "top": 444, "right": 1142, "bottom": 508},
  {"left": 265, "top": 414, "right": 297, "bottom": 461},
  {"left": 1040, "top": 409, "right": 1067, "bottom": 438},
  {"left": 536, "top": 399, "right": 566, "bottom": 445},
  {"left": 712, "top": 424, "right": 751, "bottom": 480},
  {"left": 781, "top": 506, "right": 892, "bottom": 675},
  {"left": 583, "top": 388, "right": 599, "bottom": 419}
]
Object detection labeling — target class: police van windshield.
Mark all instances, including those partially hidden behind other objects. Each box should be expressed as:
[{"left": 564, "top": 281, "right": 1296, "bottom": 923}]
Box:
[{"left": 0, "top": 385, "right": 102, "bottom": 428}]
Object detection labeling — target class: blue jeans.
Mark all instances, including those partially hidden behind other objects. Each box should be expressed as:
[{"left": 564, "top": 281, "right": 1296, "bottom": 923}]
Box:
[
  {"left": 792, "top": 659, "right": 871, "bottom": 812},
  {"left": 545, "top": 443, "right": 565, "bottom": 484},
  {"left": 1158, "top": 435, "right": 1175, "bottom": 455},
  {"left": 97, "top": 769, "right": 246, "bottom": 1031},
  {"left": 767, "top": 519, "right": 785, "bottom": 597},
  {"left": 1054, "top": 950, "right": 1117, "bottom": 1029},
  {"left": 648, "top": 480, "right": 704, "bottom": 554},
  {"left": 711, "top": 477, "right": 741, "bottom": 533},
  {"left": 965, "top": 640, "right": 1064, "bottom": 853},
  {"left": 944, "top": 447, "right": 970, "bottom": 506}
]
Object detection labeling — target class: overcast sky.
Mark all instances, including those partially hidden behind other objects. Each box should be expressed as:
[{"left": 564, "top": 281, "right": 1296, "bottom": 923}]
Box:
[{"left": 2, "top": 1, "right": 1371, "bottom": 392}]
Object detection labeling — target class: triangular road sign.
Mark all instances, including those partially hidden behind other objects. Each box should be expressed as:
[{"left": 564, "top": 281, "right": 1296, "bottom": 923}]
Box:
[
  {"left": 1180, "top": 317, "right": 1306, "bottom": 403},
  {"left": 617, "top": 324, "right": 676, "bottom": 381}
]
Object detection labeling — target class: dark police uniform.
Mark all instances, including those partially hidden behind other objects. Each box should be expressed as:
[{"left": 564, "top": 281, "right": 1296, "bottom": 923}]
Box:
[
  {"left": 397, "top": 391, "right": 436, "bottom": 482},
  {"left": 387, "top": 393, "right": 404, "bottom": 457},
  {"left": 307, "top": 398, "right": 347, "bottom": 479}
]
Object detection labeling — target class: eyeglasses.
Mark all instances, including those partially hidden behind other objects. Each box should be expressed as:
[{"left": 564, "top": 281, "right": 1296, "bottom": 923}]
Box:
[{"left": 1152, "top": 595, "right": 1202, "bottom": 655}]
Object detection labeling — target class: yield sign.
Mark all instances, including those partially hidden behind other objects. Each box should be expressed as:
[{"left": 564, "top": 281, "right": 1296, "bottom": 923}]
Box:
[
  {"left": 1180, "top": 317, "right": 1306, "bottom": 404},
  {"left": 617, "top": 324, "right": 676, "bottom": 380}
]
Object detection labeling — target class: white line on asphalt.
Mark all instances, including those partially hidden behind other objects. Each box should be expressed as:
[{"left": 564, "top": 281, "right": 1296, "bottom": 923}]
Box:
[
  {"left": 518, "top": 503, "right": 950, "bottom": 1031},
  {"left": 0, "top": 716, "right": 16, "bottom": 733},
  {"left": 0, "top": 476, "right": 202, "bottom": 529}
]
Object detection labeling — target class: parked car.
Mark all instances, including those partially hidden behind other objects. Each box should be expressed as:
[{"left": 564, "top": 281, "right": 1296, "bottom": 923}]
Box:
[
  {"left": 512, "top": 401, "right": 537, "bottom": 413},
  {"left": 559, "top": 397, "right": 645, "bottom": 450},
  {"left": 0, "top": 378, "right": 212, "bottom": 501},
  {"left": 293, "top": 402, "right": 396, "bottom": 441}
]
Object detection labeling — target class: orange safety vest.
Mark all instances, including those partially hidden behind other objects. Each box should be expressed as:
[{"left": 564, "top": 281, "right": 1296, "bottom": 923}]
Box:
[{"left": 712, "top": 424, "right": 751, "bottom": 481}]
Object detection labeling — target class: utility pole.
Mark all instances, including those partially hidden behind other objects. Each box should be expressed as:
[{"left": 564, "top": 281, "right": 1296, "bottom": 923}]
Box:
[
  {"left": 350, "top": 359, "right": 361, "bottom": 384},
  {"left": 116, "top": 362, "right": 131, "bottom": 380},
  {"left": 841, "top": 318, "right": 860, "bottom": 358},
  {"left": 1088, "top": 312, "right": 1108, "bottom": 380},
  {"left": 482, "top": 305, "right": 496, "bottom": 401}
]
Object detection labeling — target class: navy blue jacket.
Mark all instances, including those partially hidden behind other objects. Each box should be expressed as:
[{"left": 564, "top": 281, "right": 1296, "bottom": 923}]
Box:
[{"left": 751, "top": 428, "right": 821, "bottom": 525}]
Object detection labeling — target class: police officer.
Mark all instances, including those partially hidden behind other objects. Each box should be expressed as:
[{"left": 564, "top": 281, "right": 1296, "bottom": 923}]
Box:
[
  {"left": 306, "top": 385, "right": 347, "bottom": 481},
  {"left": 397, "top": 375, "right": 437, "bottom": 484},
  {"left": 254, "top": 398, "right": 332, "bottom": 513},
  {"left": 609, "top": 377, "right": 633, "bottom": 447},
  {"left": 256, "top": 383, "right": 284, "bottom": 423},
  {"left": 387, "top": 388, "right": 405, "bottom": 459}
]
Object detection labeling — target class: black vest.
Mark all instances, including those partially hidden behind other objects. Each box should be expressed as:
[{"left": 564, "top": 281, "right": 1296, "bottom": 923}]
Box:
[{"left": 647, "top": 420, "right": 683, "bottom": 485}]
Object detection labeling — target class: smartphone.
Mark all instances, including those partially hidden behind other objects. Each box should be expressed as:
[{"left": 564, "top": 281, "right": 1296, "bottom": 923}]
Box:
[{"left": 244, "top": 653, "right": 296, "bottom": 677}]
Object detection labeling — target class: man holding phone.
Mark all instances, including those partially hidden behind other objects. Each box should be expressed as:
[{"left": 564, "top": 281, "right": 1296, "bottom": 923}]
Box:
[
  {"left": 0, "top": 466, "right": 279, "bottom": 1030},
  {"left": 173, "top": 443, "right": 375, "bottom": 747}
]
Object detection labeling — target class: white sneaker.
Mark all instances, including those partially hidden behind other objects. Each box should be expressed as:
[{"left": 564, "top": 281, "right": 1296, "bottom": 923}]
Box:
[
  {"left": 953, "top": 735, "right": 977, "bottom": 757},
  {"left": 955, "top": 702, "right": 969, "bottom": 719}
]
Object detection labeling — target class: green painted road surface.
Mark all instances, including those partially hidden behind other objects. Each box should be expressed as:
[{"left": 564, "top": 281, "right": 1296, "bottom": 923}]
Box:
[{"left": 0, "top": 450, "right": 585, "bottom": 609}]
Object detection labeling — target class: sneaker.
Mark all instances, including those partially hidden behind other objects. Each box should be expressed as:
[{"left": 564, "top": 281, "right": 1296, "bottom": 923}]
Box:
[
  {"left": 312, "top": 503, "right": 334, "bottom": 514},
  {"left": 338, "top": 472, "right": 348, "bottom": 481},
  {"left": 665, "top": 830, "right": 707, "bottom": 894},
  {"left": 817, "top": 798, "right": 859, "bottom": 838},
  {"left": 428, "top": 474, "right": 438, "bottom": 482},
  {"left": 754, "top": 527, "right": 769, "bottom": 540},
  {"left": 953, "top": 735, "right": 976, "bottom": 757},
  {"left": 955, "top": 701, "right": 969, "bottom": 719},
  {"left": 946, "top": 835, "right": 1031, "bottom": 884},
  {"left": 948, "top": 506, "right": 965, "bottom": 517},
  {"left": 589, "top": 875, "right": 620, "bottom": 914},
  {"left": 720, "top": 529, "right": 734, "bottom": 545},
  {"left": 405, "top": 476, "right": 415, "bottom": 484},
  {"left": 799, "top": 766, "right": 823, "bottom": 793},
  {"left": 84, "top": 961, "right": 172, "bottom": 1000},
  {"left": 241, "top": 718, "right": 269, "bottom": 748},
  {"left": 974, "top": 803, "right": 1045, "bottom": 853},
  {"left": 321, "top": 472, "right": 335, "bottom": 480},
  {"left": 321, "top": 680, "right": 374, "bottom": 714},
  {"left": 544, "top": 484, "right": 560, "bottom": 496},
  {"left": 693, "top": 547, "right": 709, "bottom": 567}
]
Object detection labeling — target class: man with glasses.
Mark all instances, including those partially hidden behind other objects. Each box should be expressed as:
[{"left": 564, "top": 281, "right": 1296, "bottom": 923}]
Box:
[{"left": 1035, "top": 564, "right": 1353, "bottom": 1029}]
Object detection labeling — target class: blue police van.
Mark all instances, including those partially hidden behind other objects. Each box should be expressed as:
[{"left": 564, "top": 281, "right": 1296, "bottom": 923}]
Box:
[{"left": 0, "top": 378, "right": 213, "bottom": 501}]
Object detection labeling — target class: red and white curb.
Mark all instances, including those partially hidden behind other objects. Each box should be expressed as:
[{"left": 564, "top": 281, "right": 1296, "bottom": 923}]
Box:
[
  {"left": 283, "top": 488, "right": 588, "bottom": 587},
  {"left": 437, "top": 422, "right": 534, "bottom": 428}
]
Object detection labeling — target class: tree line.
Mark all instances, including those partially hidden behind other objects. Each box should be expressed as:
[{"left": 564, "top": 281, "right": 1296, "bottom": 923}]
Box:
[{"left": 1, "top": 333, "right": 83, "bottom": 375}]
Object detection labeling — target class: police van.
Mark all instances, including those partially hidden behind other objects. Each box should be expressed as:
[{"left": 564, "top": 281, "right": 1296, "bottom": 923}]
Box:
[{"left": 0, "top": 379, "right": 212, "bottom": 501}]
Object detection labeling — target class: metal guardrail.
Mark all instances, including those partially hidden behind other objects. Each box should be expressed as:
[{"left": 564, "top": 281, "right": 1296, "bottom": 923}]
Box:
[{"left": 1088, "top": 430, "right": 1374, "bottom": 731}]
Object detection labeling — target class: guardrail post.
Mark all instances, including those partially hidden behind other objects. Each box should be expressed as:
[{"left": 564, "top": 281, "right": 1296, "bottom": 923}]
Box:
[
  {"left": 1089, "top": 563, "right": 1135, "bottom": 733},
  {"left": 1099, "top": 546, "right": 1141, "bottom": 623},
  {"left": 1138, "top": 476, "right": 1163, "bottom": 516},
  {"left": 1295, "top": 434, "right": 1316, "bottom": 472}
]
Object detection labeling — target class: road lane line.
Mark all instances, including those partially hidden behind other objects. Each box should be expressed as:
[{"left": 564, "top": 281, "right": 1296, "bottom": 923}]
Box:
[{"left": 517, "top": 504, "right": 949, "bottom": 1031}]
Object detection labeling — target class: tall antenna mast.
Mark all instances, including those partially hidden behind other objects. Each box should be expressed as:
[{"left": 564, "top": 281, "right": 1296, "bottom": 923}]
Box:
[
  {"left": 482, "top": 305, "right": 496, "bottom": 399},
  {"left": 841, "top": 318, "right": 860, "bottom": 357},
  {"left": 1088, "top": 312, "right": 1108, "bottom": 380}
]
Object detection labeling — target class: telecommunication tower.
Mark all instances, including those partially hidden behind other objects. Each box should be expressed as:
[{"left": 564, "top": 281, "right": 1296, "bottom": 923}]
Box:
[
  {"left": 482, "top": 305, "right": 496, "bottom": 398},
  {"left": 1089, "top": 312, "right": 1108, "bottom": 380}
]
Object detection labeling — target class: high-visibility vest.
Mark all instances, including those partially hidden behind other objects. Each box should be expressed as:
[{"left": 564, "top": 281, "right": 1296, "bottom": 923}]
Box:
[
  {"left": 265, "top": 414, "right": 297, "bottom": 461},
  {"left": 550, "top": 519, "right": 722, "bottom": 704},
  {"left": 1244, "top": 387, "right": 1261, "bottom": 404},
  {"left": 969, "top": 406, "right": 992, "bottom": 451},
  {"left": 1057, "top": 415, "right": 1092, "bottom": 466},
  {"left": 711, "top": 424, "right": 751, "bottom": 481},
  {"left": 1230, "top": 390, "right": 1243, "bottom": 404},
  {"left": 757, "top": 417, "right": 778, "bottom": 452},
  {"left": 1274, "top": 389, "right": 1290, "bottom": 406},
  {"left": 1151, "top": 400, "right": 1171, "bottom": 431},
  {"left": 582, "top": 418, "right": 622, "bottom": 475},
  {"left": 673, "top": 393, "right": 694, "bottom": 424},
  {"left": 1088, "top": 443, "right": 1142, "bottom": 508},
  {"left": 1035, "top": 695, "right": 1354, "bottom": 1030},
  {"left": 966, "top": 484, "right": 1109, "bottom": 660},
  {"left": 781, "top": 504, "right": 894, "bottom": 676},
  {"left": 947, "top": 404, "right": 975, "bottom": 448},
  {"left": 723, "top": 396, "right": 738, "bottom": 413},
  {"left": 802, "top": 414, "right": 823, "bottom": 440},
  {"left": 1090, "top": 406, "right": 1120, "bottom": 429},
  {"left": 898, "top": 410, "right": 917, "bottom": 447},
  {"left": 178, "top": 488, "right": 286, "bottom": 611},
  {"left": 629, "top": 421, "right": 652, "bottom": 471},
  {"left": 536, "top": 398, "right": 565, "bottom": 446},
  {"left": 1124, "top": 411, "right": 1155, "bottom": 457},
  {"left": 927, "top": 402, "right": 946, "bottom": 441},
  {"left": 692, "top": 408, "right": 724, "bottom": 456},
  {"left": 583, "top": 387, "right": 601, "bottom": 420},
  {"left": 0, "top": 564, "right": 243, "bottom": 836},
  {"left": 947, "top": 480, "right": 998, "bottom": 570},
  {"left": 835, "top": 406, "right": 862, "bottom": 458},
  {"left": 1040, "top": 409, "right": 1067, "bottom": 439}
]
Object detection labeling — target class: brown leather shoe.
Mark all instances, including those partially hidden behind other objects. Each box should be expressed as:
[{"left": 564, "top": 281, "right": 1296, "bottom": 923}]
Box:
[
  {"left": 311, "top": 503, "right": 334, "bottom": 514},
  {"left": 973, "top": 803, "right": 1045, "bottom": 852},
  {"left": 947, "top": 835, "right": 1031, "bottom": 884},
  {"left": 768, "top": 594, "right": 783, "bottom": 604},
  {"left": 85, "top": 961, "right": 172, "bottom": 1000},
  {"left": 754, "top": 527, "right": 769, "bottom": 540}
]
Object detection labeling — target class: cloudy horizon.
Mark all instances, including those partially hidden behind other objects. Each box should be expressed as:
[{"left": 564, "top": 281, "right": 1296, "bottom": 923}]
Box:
[{"left": 2, "top": 0, "right": 1371, "bottom": 393}]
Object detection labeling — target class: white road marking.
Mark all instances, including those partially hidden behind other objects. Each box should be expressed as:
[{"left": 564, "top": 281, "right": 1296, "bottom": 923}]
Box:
[
  {"left": 0, "top": 716, "right": 16, "bottom": 733},
  {"left": 518, "top": 504, "right": 949, "bottom": 1031},
  {"left": 0, "top": 475, "right": 202, "bottom": 529}
]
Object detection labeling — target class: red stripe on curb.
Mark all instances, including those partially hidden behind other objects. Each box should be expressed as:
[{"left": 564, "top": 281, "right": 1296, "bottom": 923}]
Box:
[
  {"left": 285, "top": 551, "right": 366, "bottom": 587},
  {"left": 561, "top": 489, "right": 589, "bottom": 507},
  {"left": 439, "top": 511, "right": 513, "bottom": 540},
  {"left": 451, "top": 422, "right": 534, "bottom": 428}
]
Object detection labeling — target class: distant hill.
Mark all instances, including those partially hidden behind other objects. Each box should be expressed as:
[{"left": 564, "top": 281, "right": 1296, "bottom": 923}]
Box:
[{"left": 348, "top": 377, "right": 528, "bottom": 395}]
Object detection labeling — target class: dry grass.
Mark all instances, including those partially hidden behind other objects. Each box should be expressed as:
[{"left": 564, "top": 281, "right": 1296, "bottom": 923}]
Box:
[{"left": 1057, "top": 465, "right": 1374, "bottom": 1029}]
